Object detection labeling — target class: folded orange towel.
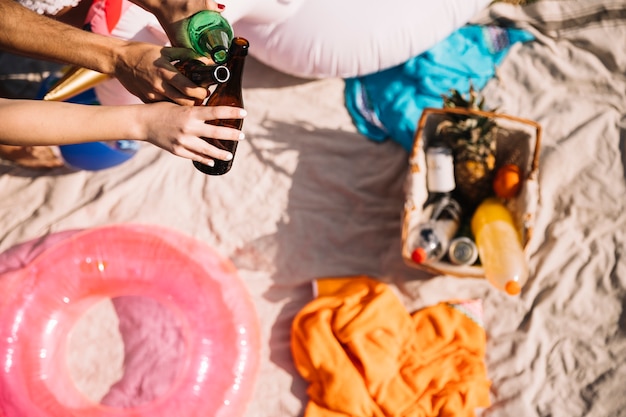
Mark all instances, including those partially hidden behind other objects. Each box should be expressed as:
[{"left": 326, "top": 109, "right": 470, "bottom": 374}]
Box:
[{"left": 291, "top": 275, "right": 491, "bottom": 417}]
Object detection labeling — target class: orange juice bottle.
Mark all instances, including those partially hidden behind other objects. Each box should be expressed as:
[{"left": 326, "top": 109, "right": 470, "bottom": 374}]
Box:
[{"left": 471, "top": 198, "right": 529, "bottom": 295}]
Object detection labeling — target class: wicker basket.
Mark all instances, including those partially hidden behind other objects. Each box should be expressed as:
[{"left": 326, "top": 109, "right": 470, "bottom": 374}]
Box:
[{"left": 401, "top": 107, "right": 542, "bottom": 277}]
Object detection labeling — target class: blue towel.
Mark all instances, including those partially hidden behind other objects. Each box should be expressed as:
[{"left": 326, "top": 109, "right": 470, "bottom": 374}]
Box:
[{"left": 344, "top": 25, "right": 535, "bottom": 151}]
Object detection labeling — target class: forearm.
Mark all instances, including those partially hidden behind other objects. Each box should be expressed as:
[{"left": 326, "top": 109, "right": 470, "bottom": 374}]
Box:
[
  {"left": 0, "top": 99, "right": 141, "bottom": 146},
  {"left": 0, "top": 0, "right": 127, "bottom": 74}
]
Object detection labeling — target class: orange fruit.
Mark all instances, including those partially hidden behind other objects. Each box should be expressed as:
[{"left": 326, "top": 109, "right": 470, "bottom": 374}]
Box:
[{"left": 493, "top": 163, "right": 522, "bottom": 199}]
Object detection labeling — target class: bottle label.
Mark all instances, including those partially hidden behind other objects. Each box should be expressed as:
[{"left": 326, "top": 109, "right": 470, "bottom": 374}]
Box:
[{"left": 426, "top": 147, "right": 455, "bottom": 193}]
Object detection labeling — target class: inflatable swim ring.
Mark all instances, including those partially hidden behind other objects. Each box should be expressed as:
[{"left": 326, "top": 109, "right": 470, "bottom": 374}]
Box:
[
  {"left": 79, "top": 0, "right": 492, "bottom": 106},
  {"left": 0, "top": 224, "right": 260, "bottom": 417},
  {"left": 229, "top": 0, "right": 493, "bottom": 79}
]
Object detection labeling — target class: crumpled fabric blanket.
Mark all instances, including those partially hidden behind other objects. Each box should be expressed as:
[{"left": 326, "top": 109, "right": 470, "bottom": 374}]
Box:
[
  {"left": 344, "top": 24, "right": 535, "bottom": 151},
  {"left": 291, "top": 275, "right": 491, "bottom": 417}
]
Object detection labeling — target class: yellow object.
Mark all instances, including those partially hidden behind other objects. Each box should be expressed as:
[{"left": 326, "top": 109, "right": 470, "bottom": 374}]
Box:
[
  {"left": 43, "top": 66, "right": 109, "bottom": 102},
  {"left": 291, "top": 275, "right": 491, "bottom": 417},
  {"left": 471, "top": 198, "right": 529, "bottom": 295},
  {"left": 493, "top": 163, "right": 522, "bottom": 199}
]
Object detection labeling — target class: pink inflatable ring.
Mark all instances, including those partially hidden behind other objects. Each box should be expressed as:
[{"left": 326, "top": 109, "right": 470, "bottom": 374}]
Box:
[{"left": 0, "top": 224, "right": 260, "bottom": 417}]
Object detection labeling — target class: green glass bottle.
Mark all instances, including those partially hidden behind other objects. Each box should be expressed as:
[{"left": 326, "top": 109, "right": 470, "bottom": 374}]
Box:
[{"left": 181, "top": 10, "right": 234, "bottom": 64}]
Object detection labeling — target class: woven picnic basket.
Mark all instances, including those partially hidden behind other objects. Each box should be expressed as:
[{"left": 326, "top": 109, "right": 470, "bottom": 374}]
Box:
[{"left": 401, "top": 107, "right": 542, "bottom": 277}]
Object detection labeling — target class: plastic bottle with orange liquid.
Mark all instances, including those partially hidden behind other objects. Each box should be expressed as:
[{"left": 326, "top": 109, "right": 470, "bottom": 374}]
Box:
[{"left": 471, "top": 197, "right": 529, "bottom": 295}]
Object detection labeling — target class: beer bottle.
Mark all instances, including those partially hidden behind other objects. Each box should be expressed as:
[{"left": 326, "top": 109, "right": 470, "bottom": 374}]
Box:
[{"left": 193, "top": 37, "right": 249, "bottom": 176}]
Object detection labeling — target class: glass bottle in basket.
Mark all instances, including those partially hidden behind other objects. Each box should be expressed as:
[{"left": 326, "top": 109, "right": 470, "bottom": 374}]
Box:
[{"left": 409, "top": 146, "right": 463, "bottom": 264}]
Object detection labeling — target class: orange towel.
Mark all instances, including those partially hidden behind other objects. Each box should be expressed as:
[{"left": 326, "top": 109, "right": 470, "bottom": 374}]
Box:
[{"left": 291, "top": 275, "right": 491, "bottom": 417}]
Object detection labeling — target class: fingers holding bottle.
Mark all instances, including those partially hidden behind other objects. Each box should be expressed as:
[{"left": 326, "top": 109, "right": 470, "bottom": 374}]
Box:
[
  {"left": 111, "top": 42, "right": 208, "bottom": 106},
  {"left": 138, "top": 103, "right": 246, "bottom": 164},
  {"left": 186, "top": 105, "right": 247, "bottom": 166}
]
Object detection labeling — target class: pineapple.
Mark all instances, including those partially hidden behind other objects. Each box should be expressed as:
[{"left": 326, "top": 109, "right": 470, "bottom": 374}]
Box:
[{"left": 436, "top": 86, "right": 498, "bottom": 208}]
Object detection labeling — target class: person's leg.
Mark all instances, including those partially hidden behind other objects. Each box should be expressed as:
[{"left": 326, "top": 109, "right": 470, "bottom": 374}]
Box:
[{"left": 0, "top": 144, "right": 64, "bottom": 169}]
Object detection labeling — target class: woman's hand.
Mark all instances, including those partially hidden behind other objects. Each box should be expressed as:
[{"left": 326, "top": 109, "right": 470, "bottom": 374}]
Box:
[
  {"left": 136, "top": 102, "right": 246, "bottom": 166},
  {"left": 0, "top": 99, "right": 245, "bottom": 164}
]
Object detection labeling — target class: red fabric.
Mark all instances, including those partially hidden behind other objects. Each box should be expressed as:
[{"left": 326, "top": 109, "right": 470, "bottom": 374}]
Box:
[{"left": 104, "top": 0, "right": 123, "bottom": 33}]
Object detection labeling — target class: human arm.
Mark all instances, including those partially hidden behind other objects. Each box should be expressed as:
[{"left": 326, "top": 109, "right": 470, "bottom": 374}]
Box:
[
  {"left": 0, "top": 0, "right": 208, "bottom": 105},
  {"left": 0, "top": 98, "right": 246, "bottom": 165}
]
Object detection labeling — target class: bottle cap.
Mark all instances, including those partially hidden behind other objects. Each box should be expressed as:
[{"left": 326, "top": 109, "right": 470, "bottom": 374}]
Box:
[
  {"left": 448, "top": 237, "right": 478, "bottom": 266},
  {"left": 411, "top": 247, "right": 427, "bottom": 264},
  {"left": 505, "top": 280, "right": 522, "bottom": 296}
]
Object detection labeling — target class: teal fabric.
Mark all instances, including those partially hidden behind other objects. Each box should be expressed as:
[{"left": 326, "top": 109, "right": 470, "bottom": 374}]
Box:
[{"left": 344, "top": 25, "right": 535, "bottom": 151}]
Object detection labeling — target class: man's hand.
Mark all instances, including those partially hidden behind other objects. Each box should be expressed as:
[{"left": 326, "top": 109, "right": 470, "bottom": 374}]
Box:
[
  {"left": 113, "top": 42, "right": 209, "bottom": 106},
  {"left": 117, "top": 0, "right": 226, "bottom": 105}
]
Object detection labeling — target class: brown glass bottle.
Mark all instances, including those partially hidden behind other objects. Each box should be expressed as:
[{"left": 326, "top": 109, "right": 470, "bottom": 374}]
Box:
[
  {"left": 174, "top": 59, "right": 230, "bottom": 89},
  {"left": 193, "top": 37, "right": 249, "bottom": 175}
]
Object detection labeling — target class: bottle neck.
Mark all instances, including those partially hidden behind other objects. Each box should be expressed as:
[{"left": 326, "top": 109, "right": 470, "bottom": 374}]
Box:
[
  {"left": 218, "top": 37, "right": 249, "bottom": 88},
  {"left": 175, "top": 60, "right": 231, "bottom": 88},
  {"left": 186, "top": 11, "right": 234, "bottom": 62},
  {"left": 198, "top": 30, "right": 232, "bottom": 64},
  {"left": 229, "top": 37, "right": 250, "bottom": 60}
]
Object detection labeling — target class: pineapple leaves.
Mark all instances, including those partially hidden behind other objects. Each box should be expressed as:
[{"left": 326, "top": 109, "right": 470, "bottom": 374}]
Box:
[{"left": 434, "top": 84, "right": 499, "bottom": 207}]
